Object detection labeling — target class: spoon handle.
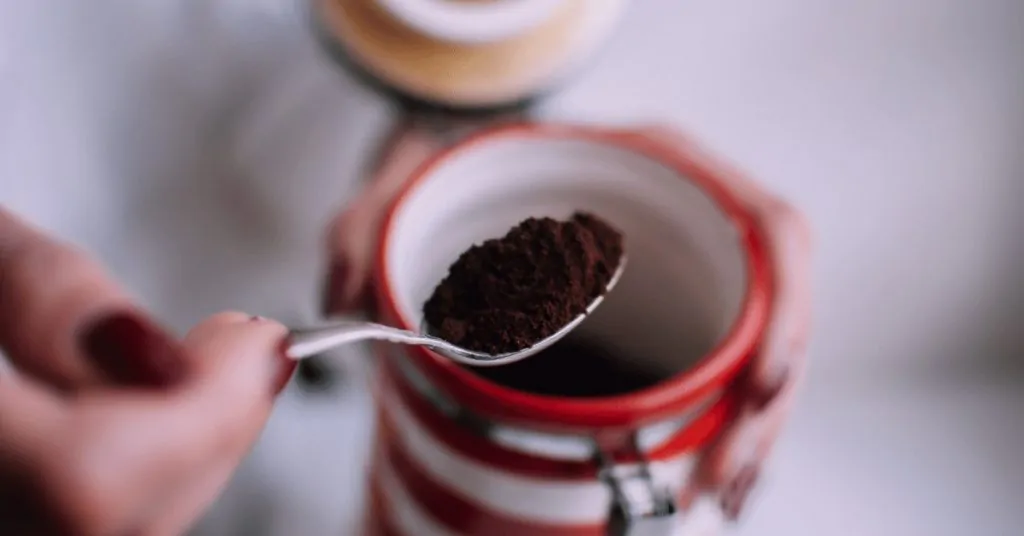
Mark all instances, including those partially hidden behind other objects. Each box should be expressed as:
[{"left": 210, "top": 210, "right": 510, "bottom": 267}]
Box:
[{"left": 286, "top": 321, "right": 430, "bottom": 360}]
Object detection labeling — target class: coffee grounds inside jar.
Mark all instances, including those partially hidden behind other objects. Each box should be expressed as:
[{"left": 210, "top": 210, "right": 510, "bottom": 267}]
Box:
[
  {"left": 468, "top": 337, "right": 662, "bottom": 397},
  {"left": 423, "top": 212, "right": 624, "bottom": 355}
]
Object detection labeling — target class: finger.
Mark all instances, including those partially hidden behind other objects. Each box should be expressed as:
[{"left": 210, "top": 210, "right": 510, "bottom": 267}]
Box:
[
  {"left": 622, "top": 126, "right": 814, "bottom": 520},
  {"left": 174, "top": 313, "right": 293, "bottom": 456},
  {"left": 28, "top": 315, "right": 290, "bottom": 536},
  {"left": 698, "top": 363, "right": 806, "bottom": 520},
  {"left": 322, "top": 121, "right": 442, "bottom": 317},
  {"left": 698, "top": 374, "right": 793, "bottom": 487},
  {"left": 635, "top": 126, "right": 813, "bottom": 396},
  {"left": 630, "top": 124, "right": 814, "bottom": 438},
  {"left": 696, "top": 308, "right": 809, "bottom": 520},
  {"left": 0, "top": 374, "right": 67, "bottom": 466},
  {"left": 148, "top": 322, "right": 304, "bottom": 532},
  {"left": 0, "top": 208, "right": 180, "bottom": 390},
  {"left": 612, "top": 125, "right": 814, "bottom": 385},
  {"left": 321, "top": 205, "right": 381, "bottom": 318},
  {"left": 0, "top": 375, "right": 72, "bottom": 534},
  {"left": 150, "top": 315, "right": 293, "bottom": 536},
  {"left": 746, "top": 204, "right": 813, "bottom": 391},
  {"left": 141, "top": 455, "right": 238, "bottom": 536},
  {"left": 720, "top": 463, "right": 759, "bottom": 522},
  {"left": 133, "top": 314, "right": 294, "bottom": 536},
  {"left": 750, "top": 364, "right": 807, "bottom": 464}
]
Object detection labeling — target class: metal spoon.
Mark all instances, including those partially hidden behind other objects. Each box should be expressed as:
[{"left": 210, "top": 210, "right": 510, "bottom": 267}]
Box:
[{"left": 286, "top": 257, "right": 626, "bottom": 367}]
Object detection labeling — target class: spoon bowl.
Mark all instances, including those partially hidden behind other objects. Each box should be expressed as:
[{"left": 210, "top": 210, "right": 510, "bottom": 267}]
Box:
[{"left": 286, "top": 256, "right": 626, "bottom": 367}]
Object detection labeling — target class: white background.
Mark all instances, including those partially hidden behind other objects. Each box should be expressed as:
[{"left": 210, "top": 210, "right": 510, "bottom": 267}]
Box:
[{"left": 1, "top": 0, "right": 1022, "bottom": 534}]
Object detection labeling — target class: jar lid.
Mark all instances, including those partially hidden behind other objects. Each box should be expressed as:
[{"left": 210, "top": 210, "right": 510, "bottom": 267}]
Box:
[{"left": 317, "top": 0, "right": 627, "bottom": 109}]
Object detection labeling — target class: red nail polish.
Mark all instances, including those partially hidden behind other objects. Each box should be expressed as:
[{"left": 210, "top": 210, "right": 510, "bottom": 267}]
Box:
[
  {"left": 80, "top": 313, "right": 187, "bottom": 387},
  {"left": 272, "top": 337, "right": 297, "bottom": 395},
  {"left": 750, "top": 366, "right": 789, "bottom": 411}
]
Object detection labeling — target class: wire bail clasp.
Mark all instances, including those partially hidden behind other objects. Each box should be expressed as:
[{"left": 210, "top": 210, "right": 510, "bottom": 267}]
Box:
[{"left": 596, "top": 435, "right": 679, "bottom": 536}]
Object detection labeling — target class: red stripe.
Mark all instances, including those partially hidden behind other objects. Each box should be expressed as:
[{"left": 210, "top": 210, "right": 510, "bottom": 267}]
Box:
[
  {"left": 367, "top": 464, "right": 403, "bottom": 536},
  {"left": 650, "top": 385, "right": 739, "bottom": 458},
  {"left": 382, "top": 356, "right": 733, "bottom": 479},
  {"left": 373, "top": 400, "right": 730, "bottom": 536},
  {"left": 379, "top": 414, "right": 603, "bottom": 536},
  {"left": 381, "top": 358, "right": 597, "bottom": 479}
]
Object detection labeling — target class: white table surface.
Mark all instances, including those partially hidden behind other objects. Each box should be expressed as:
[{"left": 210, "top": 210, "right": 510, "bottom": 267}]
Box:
[{"left": 1, "top": 0, "right": 1022, "bottom": 534}]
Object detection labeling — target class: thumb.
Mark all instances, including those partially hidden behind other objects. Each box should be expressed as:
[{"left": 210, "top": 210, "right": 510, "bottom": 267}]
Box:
[
  {"left": 137, "top": 313, "right": 296, "bottom": 535},
  {"left": 171, "top": 313, "right": 294, "bottom": 466},
  {"left": 30, "top": 314, "right": 295, "bottom": 536},
  {"left": 181, "top": 313, "right": 295, "bottom": 401}
]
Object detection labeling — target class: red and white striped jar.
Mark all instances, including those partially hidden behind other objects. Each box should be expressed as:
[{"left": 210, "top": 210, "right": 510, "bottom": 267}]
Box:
[{"left": 366, "top": 125, "right": 772, "bottom": 536}]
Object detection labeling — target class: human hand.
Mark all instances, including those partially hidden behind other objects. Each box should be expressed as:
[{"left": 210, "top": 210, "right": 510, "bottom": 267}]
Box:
[
  {"left": 321, "top": 119, "right": 445, "bottom": 317},
  {"left": 0, "top": 208, "right": 297, "bottom": 536},
  {"left": 319, "top": 121, "right": 812, "bottom": 521},
  {"left": 609, "top": 126, "right": 812, "bottom": 521},
  {"left": 321, "top": 114, "right": 523, "bottom": 317}
]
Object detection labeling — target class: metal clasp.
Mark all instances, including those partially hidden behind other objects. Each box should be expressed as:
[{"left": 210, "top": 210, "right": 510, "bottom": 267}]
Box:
[{"left": 597, "top": 437, "right": 679, "bottom": 536}]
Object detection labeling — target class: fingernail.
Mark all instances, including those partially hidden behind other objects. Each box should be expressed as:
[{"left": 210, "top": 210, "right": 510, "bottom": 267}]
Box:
[
  {"left": 272, "top": 337, "right": 297, "bottom": 396},
  {"left": 80, "top": 312, "right": 187, "bottom": 387},
  {"left": 320, "top": 259, "right": 349, "bottom": 318},
  {"left": 750, "top": 366, "right": 789, "bottom": 411},
  {"left": 721, "top": 464, "right": 759, "bottom": 521}
]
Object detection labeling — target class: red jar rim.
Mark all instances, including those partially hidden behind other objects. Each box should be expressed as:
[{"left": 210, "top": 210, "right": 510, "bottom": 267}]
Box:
[{"left": 375, "top": 123, "right": 772, "bottom": 431}]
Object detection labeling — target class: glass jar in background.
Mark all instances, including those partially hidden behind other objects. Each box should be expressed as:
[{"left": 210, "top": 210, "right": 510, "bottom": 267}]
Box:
[{"left": 313, "top": 0, "right": 629, "bottom": 114}]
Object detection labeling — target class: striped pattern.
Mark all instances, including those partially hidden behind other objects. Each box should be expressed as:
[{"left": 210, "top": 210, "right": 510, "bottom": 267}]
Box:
[{"left": 365, "top": 358, "right": 729, "bottom": 535}]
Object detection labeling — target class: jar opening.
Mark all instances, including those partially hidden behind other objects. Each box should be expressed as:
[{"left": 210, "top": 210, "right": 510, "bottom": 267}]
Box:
[
  {"left": 467, "top": 334, "right": 661, "bottom": 397},
  {"left": 379, "top": 126, "right": 768, "bottom": 427}
]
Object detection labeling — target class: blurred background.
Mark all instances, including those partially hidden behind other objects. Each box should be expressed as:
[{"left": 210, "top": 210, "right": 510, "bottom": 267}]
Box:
[{"left": 1, "top": 0, "right": 1022, "bottom": 534}]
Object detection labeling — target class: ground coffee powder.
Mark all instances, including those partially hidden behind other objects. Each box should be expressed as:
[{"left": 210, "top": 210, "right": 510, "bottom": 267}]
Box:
[{"left": 423, "top": 212, "right": 624, "bottom": 355}]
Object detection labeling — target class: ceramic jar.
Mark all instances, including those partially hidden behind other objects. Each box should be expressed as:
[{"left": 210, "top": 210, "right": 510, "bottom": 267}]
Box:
[{"left": 362, "top": 124, "right": 773, "bottom": 536}]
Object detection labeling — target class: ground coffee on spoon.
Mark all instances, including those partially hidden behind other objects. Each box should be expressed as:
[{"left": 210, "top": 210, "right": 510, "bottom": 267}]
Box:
[{"left": 423, "top": 212, "right": 624, "bottom": 355}]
